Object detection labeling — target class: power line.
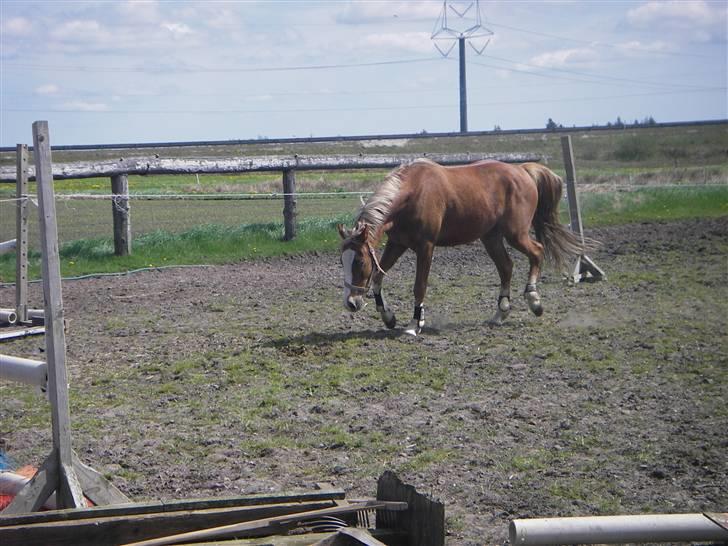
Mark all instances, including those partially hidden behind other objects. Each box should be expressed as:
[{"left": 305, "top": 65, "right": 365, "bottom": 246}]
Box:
[
  {"left": 1, "top": 57, "right": 443, "bottom": 74},
  {"left": 4, "top": 87, "right": 723, "bottom": 115}
]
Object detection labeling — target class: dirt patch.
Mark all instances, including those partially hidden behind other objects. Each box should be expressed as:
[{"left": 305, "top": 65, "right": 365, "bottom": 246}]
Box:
[{"left": 1, "top": 217, "right": 726, "bottom": 545}]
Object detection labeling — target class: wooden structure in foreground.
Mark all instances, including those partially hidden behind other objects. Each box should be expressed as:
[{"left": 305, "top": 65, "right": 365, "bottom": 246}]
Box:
[{"left": 0, "top": 121, "right": 445, "bottom": 546}]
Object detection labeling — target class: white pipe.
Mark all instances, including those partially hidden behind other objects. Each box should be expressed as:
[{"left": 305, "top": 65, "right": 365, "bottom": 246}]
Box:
[
  {"left": 0, "top": 309, "right": 18, "bottom": 325},
  {"left": 0, "top": 472, "right": 57, "bottom": 509},
  {"left": 27, "top": 309, "right": 45, "bottom": 322},
  {"left": 510, "top": 513, "right": 727, "bottom": 545},
  {"left": 0, "top": 239, "right": 16, "bottom": 255},
  {"left": 0, "top": 354, "right": 48, "bottom": 390}
]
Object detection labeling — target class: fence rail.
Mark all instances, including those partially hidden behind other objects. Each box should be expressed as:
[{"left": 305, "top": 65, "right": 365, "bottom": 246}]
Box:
[
  {"left": 0, "top": 152, "right": 539, "bottom": 182},
  {"left": 1, "top": 151, "right": 543, "bottom": 253}
]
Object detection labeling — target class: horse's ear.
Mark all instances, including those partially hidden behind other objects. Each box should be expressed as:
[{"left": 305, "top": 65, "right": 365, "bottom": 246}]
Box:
[
  {"left": 353, "top": 221, "right": 368, "bottom": 243},
  {"left": 337, "top": 224, "right": 349, "bottom": 240}
]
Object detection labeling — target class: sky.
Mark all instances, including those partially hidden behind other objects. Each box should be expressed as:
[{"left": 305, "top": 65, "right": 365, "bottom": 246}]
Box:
[{"left": 1, "top": 0, "right": 726, "bottom": 146}]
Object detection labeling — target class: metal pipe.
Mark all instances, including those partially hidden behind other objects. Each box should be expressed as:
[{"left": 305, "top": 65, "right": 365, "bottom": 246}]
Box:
[
  {"left": 0, "top": 309, "right": 18, "bottom": 325},
  {"left": 510, "top": 513, "right": 728, "bottom": 545},
  {"left": 0, "top": 354, "right": 48, "bottom": 390},
  {"left": 0, "top": 239, "right": 16, "bottom": 255}
]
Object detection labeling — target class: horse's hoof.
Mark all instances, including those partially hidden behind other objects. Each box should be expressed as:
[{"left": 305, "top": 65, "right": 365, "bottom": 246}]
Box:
[
  {"left": 533, "top": 305, "right": 544, "bottom": 317},
  {"left": 404, "top": 320, "right": 423, "bottom": 336},
  {"left": 524, "top": 291, "right": 543, "bottom": 317},
  {"left": 384, "top": 317, "right": 397, "bottom": 329}
]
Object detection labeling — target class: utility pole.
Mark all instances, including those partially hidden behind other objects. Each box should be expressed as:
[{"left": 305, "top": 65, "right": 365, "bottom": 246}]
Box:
[
  {"left": 432, "top": 1, "right": 493, "bottom": 133},
  {"left": 458, "top": 37, "right": 467, "bottom": 132}
]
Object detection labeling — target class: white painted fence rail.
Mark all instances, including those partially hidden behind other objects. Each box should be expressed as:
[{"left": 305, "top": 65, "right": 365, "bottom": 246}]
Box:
[
  {"left": 0, "top": 354, "right": 47, "bottom": 390},
  {"left": 0, "top": 152, "right": 540, "bottom": 182},
  {"left": 0, "top": 240, "right": 17, "bottom": 255}
]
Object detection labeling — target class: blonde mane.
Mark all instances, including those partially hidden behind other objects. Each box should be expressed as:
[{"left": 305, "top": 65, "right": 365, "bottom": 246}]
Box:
[{"left": 355, "top": 159, "right": 435, "bottom": 244}]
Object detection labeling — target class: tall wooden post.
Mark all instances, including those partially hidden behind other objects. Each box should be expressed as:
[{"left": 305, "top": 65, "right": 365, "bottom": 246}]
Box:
[
  {"left": 111, "top": 174, "right": 131, "bottom": 256},
  {"left": 3, "top": 121, "right": 129, "bottom": 515},
  {"left": 560, "top": 135, "right": 605, "bottom": 283},
  {"left": 15, "top": 144, "right": 29, "bottom": 324},
  {"left": 282, "top": 169, "right": 297, "bottom": 241},
  {"left": 458, "top": 37, "right": 467, "bottom": 133}
]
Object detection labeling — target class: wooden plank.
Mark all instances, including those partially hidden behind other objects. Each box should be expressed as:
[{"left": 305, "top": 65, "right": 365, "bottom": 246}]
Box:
[
  {"left": 123, "top": 500, "right": 400, "bottom": 546},
  {"left": 1, "top": 451, "right": 59, "bottom": 515},
  {"left": 32, "top": 120, "right": 84, "bottom": 510},
  {"left": 111, "top": 174, "right": 132, "bottom": 256},
  {"left": 376, "top": 471, "right": 444, "bottom": 546},
  {"left": 0, "top": 152, "right": 543, "bottom": 181},
  {"left": 15, "top": 144, "right": 29, "bottom": 323},
  {"left": 0, "top": 501, "right": 337, "bottom": 546},
  {"left": 72, "top": 452, "right": 130, "bottom": 506},
  {"left": 0, "top": 489, "right": 346, "bottom": 527},
  {"left": 312, "top": 527, "right": 389, "bottom": 546}
]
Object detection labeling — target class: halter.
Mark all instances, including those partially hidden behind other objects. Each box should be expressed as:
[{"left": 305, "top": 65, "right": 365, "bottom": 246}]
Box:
[{"left": 344, "top": 242, "right": 386, "bottom": 295}]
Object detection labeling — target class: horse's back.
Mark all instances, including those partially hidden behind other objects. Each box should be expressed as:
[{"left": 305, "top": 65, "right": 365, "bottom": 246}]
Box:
[{"left": 387, "top": 160, "right": 537, "bottom": 247}]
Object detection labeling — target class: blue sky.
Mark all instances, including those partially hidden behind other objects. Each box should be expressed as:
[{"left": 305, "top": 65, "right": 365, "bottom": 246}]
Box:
[{"left": 1, "top": 0, "right": 726, "bottom": 145}]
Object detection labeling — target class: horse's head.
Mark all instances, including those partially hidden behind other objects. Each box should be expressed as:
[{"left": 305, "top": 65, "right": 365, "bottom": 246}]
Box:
[{"left": 337, "top": 221, "right": 377, "bottom": 312}]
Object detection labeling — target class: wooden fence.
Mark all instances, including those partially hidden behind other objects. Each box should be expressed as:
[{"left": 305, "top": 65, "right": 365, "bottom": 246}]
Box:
[{"left": 1, "top": 151, "right": 542, "bottom": 254}]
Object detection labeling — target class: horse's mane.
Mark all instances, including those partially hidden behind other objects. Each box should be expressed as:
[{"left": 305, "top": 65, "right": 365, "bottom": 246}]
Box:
[{"left": 355, "top": 158, "right": 436, "bottom": 243}]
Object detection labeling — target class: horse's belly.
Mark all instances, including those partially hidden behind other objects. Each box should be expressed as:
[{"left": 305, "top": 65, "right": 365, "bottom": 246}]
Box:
[{"left": 436, "top": 214, "right": 495, "bottom": 246}]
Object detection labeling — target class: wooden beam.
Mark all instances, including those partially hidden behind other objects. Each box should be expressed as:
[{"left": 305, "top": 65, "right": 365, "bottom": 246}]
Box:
[
  {"left": 122, "top": 500, "right": 404, "bottom": 546},
  {"left": 0, "top": 489, "right": 345, "bottom": 527},
  {"left": 0, "top": 500, "right": 338, "bottom": 546},
  {"left": 282, "top": 169, "right": 296, "bottom": 241},
  {"left": 0, "top": 152, "right": 543, "bottom": 181},
  {"left": 111, "top": 174, "right": 132, "bottom": 256},
  {"left": 15, "top": 144, "right": 29, "bottom": 323}
]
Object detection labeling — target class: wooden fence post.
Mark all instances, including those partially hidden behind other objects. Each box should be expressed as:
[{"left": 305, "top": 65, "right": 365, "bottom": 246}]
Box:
[
  {"left": 282, "top": 169, "right": 297, "bottom": 241},
  {"left": 111, "top": 173, "right": 131, "bottom": 256},
  {"left": 560, "top": 135, "right": 605, "bottom": 282},
  {"left": 15, "top": 144, "right": 29, "bottom": 323},
  {"left": 3, "top": 121, "right": 129, "bottom": 515}
]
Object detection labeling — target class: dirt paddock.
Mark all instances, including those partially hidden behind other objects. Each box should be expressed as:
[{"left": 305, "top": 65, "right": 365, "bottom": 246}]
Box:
[{"left": 1, "top": 216, "right": 726, "bottom": 545}]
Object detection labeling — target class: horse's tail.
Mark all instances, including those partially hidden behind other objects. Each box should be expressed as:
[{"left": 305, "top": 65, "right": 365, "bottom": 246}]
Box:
[{"left": 521, "top": 162, "right": 587, "bottom": 271}]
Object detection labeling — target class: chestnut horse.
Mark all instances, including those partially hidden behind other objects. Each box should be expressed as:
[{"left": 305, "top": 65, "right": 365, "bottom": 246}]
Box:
[{"left": 337, "top": 159, "right": 584, "bottom": 335}]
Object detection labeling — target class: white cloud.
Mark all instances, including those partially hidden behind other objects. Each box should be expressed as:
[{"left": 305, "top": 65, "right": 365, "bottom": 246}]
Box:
[
  {"left": 2, "top": 16, "right": 32, "bottom": 36},
  {"left": 627, "top": 0, "right": 715, "bottom": 27},
  {"left": 530, "top": 48, "right": 600, "bottom": 69},
  {"left": 616, "top": 40, "right": 672, "bottom": 56},
  {"left": 62, "top": 101, "right": 109, "bottom": 112},
  {"left": 35, "top": 84, "right": 60, "bottom": 95},
  {"left": 50, "top": 19, "right": 106, "bottom": 44},
  {"left": 361, "top": 32, "right": 433, "bottom": 54},
  {"left": 626, "top": 0, "right": 726, "bottom": 42},
  {"left": 161, "top": 22, "right": 194, "bottom": 40}
]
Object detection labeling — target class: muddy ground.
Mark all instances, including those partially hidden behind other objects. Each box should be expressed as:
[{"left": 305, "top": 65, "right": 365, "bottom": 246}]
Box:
[{"left": 1, "top": 217, "right": 726, "bottom": 545}]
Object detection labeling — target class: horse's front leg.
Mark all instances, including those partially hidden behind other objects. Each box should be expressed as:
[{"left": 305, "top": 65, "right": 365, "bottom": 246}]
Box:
[
  {"left": 405, "top": 243, "right": 434, "bottom": 336},
  {"left": 373, "top": 241, "right": 406, "bottom": 329}
]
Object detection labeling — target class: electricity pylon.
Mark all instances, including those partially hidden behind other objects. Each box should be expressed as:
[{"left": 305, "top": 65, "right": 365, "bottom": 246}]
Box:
[{"left": 431, "top": 0, "right": 493, "bottom": 132}]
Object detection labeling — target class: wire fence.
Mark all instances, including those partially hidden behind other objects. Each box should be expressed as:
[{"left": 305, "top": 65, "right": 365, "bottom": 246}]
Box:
[{"left": 1, "top": 183, "right": 726, "bottom": 254}]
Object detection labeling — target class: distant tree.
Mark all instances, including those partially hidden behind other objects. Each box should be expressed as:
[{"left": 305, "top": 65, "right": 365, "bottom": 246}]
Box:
[
  {"left": 546, "top": 118, "right": 558, "bottom": 131},
  {"left": 615, "top": 116, "right": 625, "bottom": 128},
  {"left": 643, "top": 116, "right": 657, "bottom": 125},
  {"left": 493, "top": 124, "right": 502, "bottom": 132}
]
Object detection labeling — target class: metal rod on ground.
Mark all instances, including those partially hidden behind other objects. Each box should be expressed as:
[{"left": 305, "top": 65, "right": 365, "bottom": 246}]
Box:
[
  {"left": 509, "top": 513, "right": 728, "bottom": 545},
  {"left": 0, "top": 309, "right": 18, "bottom": 325},
  {"left": 0, "top": 354, "right": 47, "bottom": 390}
]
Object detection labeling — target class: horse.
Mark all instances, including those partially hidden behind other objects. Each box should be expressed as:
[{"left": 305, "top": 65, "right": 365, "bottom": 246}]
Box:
[{"left": 337, "top": 158, "right": 585, "bottom": 335}]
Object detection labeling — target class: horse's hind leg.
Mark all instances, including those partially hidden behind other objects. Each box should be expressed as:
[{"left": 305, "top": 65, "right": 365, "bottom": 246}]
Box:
[
  {"left": 507, "top": 233, "right": 545, "bottom": 317},
  {"left": 373, "top": 240, "right": 406, "bottom": 329},
  {"left": 482, "top": 232, "right": 513, "bottom": 325}
]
